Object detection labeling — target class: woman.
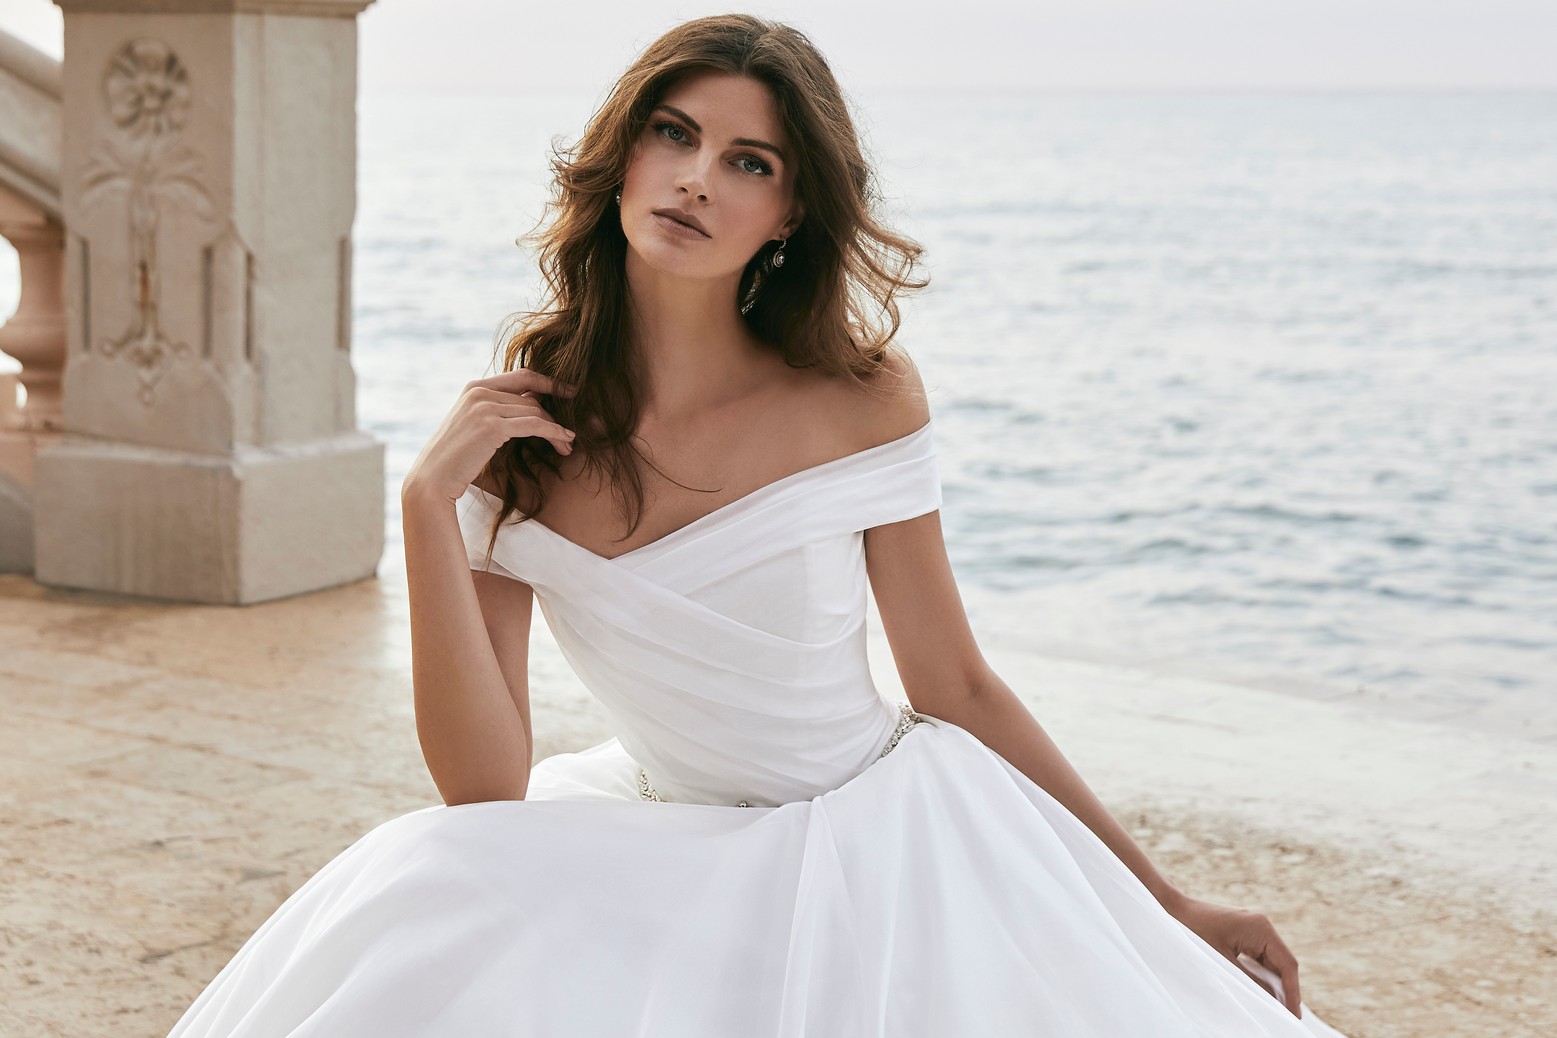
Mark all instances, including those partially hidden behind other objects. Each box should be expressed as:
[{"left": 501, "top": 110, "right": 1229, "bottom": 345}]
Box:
[{"left": 165, "top": 14, "right": 1348, "bottom": 1036}]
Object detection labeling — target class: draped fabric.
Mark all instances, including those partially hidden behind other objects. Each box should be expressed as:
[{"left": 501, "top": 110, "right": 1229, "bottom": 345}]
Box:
[{"left": 164, "top": 419, "right": 1348, "bottom": 1037}]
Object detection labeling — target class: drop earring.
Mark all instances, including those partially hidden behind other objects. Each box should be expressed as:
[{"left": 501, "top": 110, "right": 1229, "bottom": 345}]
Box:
[
  {"left": 771, "top": 237, "right": 787, "bottom": 268},
  {"left": 614, "top": 191, "right": 622, "bottom": 206}
]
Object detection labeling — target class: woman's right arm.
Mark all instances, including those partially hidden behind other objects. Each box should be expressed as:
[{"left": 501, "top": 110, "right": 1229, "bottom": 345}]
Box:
[{"left": 399, "top": 369, "right": 576, "bottom": 806}]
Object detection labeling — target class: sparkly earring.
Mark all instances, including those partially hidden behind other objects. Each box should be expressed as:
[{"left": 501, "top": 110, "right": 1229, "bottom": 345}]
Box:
[
  {"left": 771, "top": 237, "right": 787, "bottom": 268},
  {"left": 614, "top": 191, "right": 621, "bottom": 206}
]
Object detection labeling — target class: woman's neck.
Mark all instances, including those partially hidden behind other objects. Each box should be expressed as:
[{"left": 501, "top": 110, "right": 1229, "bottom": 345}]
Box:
[{"left": 625, "top": 259, "right": 772, "bottom": 422}]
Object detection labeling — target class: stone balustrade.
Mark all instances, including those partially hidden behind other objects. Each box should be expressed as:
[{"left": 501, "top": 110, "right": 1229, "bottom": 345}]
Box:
[{"left": 0, "top": 26, "right": 65, "bottom": 573}]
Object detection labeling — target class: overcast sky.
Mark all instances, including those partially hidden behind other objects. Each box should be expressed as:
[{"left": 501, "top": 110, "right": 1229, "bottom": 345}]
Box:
[{"left": 3, "top": 0, "right": 1554, "bottom": 93}]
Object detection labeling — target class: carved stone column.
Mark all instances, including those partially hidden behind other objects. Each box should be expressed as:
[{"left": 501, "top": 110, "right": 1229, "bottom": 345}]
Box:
[{"left": 35, "top": 0, "right": 383, "bottom": 603}]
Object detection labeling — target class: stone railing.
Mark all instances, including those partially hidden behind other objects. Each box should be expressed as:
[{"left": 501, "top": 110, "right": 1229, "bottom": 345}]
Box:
[
  {"left": 0, "top": 27, "right": 65, "bottom": 572},
  {"left": 0, "top": 28, "right": 60, "bottom": 217}
]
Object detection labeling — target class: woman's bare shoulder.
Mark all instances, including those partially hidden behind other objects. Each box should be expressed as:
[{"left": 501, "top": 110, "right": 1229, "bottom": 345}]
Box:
[
  {"left": 785, "top": 343, "right": 930, "bottom": 458},
  {"left": 838, "top": 342, "right": 931, "bottom": 447}
]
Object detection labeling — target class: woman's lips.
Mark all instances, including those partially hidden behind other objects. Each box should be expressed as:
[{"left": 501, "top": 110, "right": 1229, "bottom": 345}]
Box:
[{"left": 651, "top": 211, "right": 711, "bottom": 239}]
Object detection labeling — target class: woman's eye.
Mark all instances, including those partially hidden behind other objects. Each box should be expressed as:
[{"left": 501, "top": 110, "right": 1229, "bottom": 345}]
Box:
[
  {"left": 737, "top": 156, "right": 773, "bottom": 176},
  {"left": 655, "top": 121, "right": 689, "bottom": 143}
]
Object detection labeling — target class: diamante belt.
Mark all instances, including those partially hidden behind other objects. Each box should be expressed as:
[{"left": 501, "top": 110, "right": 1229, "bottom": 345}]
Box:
[{"left": 636, "top": 701, "right": 927, "bottom": 807}]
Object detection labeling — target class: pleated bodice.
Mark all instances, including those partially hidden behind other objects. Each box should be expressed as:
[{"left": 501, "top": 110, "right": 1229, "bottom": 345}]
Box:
[{"left": 455, "top": 420, "right": 942, "bottom": 807}]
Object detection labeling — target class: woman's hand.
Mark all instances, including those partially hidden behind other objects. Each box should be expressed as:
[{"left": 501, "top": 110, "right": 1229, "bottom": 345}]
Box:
[
  {"left": 401, "top": 368, "right": 577, "bottom": 507},
  {"left": 1167, "top": 893, "right": 1303, "bottom": 1018}
]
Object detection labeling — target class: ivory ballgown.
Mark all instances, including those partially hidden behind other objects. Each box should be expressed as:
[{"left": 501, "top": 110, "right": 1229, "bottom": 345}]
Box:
[{"left": 164, "top": 418, "right": 1347, "bottom": 1036}]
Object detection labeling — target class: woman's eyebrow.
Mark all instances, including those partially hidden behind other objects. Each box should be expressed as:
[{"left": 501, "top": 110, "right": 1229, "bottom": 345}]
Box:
[{"left": 653, "top": 103, "right": 786, "bottom": 162}]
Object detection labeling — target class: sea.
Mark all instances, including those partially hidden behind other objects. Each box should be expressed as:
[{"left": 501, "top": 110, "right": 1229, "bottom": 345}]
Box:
[{"left": 4, "top": 90, "right": 1554, "bottom": 737}]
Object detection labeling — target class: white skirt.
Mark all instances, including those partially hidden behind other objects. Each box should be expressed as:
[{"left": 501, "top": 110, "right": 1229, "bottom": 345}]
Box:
[{"left": 165, "top": 715, "right": 1348, "bottom": 1036}]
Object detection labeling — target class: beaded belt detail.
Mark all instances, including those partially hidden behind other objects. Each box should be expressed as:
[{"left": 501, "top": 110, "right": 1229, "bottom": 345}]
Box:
[{"left": 636, "top": 701, "right": 927, "bottom": 808}]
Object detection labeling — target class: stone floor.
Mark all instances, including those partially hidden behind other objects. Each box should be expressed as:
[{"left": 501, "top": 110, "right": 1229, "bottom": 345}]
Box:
[{"left": 1, "top": 570, "right": 1553, "bottom": 1037}]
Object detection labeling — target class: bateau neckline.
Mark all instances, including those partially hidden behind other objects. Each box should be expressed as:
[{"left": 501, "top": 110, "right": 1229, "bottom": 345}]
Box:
[{"left": 467, "top": 418, "right": 933, "bottom": 565}]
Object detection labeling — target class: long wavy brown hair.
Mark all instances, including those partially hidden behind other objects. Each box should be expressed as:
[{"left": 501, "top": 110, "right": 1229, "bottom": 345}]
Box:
[{"left": 477, "top": 13, "right": 929, "bottom": 563}]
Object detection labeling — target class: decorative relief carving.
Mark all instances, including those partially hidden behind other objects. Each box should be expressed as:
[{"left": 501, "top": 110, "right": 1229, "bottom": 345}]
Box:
[
  {"left": 79, "top": 39, "right": 215, "bottom": 405},
  {"left": 105, "top": 39, "right": 190, "bottom": 138}
]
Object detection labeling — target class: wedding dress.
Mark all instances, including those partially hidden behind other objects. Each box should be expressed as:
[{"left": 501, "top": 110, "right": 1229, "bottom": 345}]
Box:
[{"left": 164, "top": 417, "right": 1348, "bottom": 1036}]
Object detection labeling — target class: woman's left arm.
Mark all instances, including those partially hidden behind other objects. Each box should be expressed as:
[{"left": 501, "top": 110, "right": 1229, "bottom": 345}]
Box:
[
  {"left": 858, "top": 352, "right": 1303, "bottom": 1017},
  {"left": 865, "top": 508, "right": 1305, "bottom": 1018},
  {"left": 865, "top": 507, "right": 1184, "bottom": 909}
]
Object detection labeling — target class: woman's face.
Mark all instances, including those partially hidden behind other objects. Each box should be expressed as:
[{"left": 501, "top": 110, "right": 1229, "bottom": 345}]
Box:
[{"left": 620, "top": 70, "right": 804, "bottom": 286}]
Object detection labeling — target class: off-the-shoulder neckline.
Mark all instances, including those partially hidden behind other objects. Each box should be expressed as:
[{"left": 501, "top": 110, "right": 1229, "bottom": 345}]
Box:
[{"left": 466, "top": 418, "right": 933, "bottom": 565}]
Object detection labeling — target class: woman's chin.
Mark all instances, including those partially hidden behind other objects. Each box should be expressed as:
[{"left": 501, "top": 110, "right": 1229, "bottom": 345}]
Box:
[{"left": 626, "top": 246, "right": 738, "bottom": 286}]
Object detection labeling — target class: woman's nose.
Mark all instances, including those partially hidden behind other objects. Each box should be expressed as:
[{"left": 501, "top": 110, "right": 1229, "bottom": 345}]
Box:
[{"left": 675, "top": 155, "right": 713, "bottom": 200}]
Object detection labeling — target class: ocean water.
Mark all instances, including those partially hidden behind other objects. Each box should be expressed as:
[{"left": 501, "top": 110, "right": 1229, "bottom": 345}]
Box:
[{"left": 5, "top": 90, "right": 1554, "bottom": 734}]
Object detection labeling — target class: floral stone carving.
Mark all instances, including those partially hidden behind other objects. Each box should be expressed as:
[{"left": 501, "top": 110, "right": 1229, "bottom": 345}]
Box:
[{"left": 80, "top": 39, "right": 215, "bottom": 405}]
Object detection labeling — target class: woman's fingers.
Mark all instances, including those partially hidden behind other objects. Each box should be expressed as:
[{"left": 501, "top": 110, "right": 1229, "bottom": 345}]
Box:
[
  {"left": 464, "top": 381, "right": 578, "bottom": 453},
  {"left": 467, "top": 368, "right": 578, "bottom": 399},
  {"left": 1260, "top": 936, "right": 1302, "bottom": 1017},
  {"left": 501, "top": 415, "right": 574, "bottom": 453}
]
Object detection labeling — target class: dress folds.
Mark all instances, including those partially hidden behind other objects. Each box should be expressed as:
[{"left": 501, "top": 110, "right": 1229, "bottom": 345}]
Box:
[{"left": 165, "top": 418, "right": 1347, "bottom": 1037}]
